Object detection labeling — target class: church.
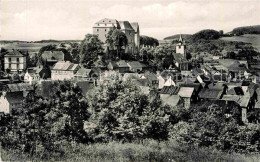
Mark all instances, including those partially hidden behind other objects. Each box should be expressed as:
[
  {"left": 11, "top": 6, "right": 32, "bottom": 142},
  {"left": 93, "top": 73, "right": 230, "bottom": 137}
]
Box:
[{"left": 173, "top": 35, "right": 191, "bottom": 71}]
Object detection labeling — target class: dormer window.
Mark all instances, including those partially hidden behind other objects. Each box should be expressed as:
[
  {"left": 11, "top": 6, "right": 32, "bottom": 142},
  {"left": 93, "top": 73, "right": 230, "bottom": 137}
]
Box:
[{"left": 97, "top": 24, "right": 100, "bottom": 26}]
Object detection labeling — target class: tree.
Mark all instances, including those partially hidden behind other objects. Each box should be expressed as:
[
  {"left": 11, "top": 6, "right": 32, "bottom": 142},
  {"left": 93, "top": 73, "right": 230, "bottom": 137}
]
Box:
[
  {"left": 80, "top": 34, "right": 103, "bottom": 68},
  {"left": 106, "top": 28, "right": 127, "bottom": 59}
]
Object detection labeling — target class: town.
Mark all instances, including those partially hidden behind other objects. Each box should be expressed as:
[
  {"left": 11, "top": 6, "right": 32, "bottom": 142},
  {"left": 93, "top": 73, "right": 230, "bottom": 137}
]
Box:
[
  {"left": 1, "top": 16, "right": 260, "bottom": 161},
  {"left": 1, "top": 18, "right": 260, "bottom": 124}
]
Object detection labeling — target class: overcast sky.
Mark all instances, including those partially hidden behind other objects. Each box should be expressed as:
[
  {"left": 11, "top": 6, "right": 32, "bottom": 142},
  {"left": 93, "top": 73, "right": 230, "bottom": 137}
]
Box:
[{"left": 0, "top": 0, "right": 260, "bottom": 41}]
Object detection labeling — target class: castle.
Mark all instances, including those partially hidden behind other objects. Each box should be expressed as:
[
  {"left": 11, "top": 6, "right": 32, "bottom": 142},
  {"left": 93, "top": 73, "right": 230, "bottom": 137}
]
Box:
[{"left": 92, "top": 18, "right": 140, "bottom": 54}]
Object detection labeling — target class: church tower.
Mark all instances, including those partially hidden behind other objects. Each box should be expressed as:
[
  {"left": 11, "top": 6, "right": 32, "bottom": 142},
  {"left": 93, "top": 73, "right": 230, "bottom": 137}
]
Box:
[{"left": 176, "top": 34, "right": 186, "bottom": 59}]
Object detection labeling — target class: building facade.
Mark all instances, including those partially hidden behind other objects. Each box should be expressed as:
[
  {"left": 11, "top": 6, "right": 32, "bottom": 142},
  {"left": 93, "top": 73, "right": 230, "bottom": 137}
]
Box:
[
  {"left": 4, "top": 50, "right": 27, "bottom": 73},
  {"left": 51, "top": 61, "right": 80, "bottom": 80},
  {"left": 93, "top": 18, "right": 140, "bottom": 54}
]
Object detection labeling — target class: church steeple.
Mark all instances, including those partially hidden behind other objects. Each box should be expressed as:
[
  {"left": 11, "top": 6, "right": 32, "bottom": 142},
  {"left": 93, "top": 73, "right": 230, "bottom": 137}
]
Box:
[{"left": 178, "top": 34, "right": 183, "bottom": 42}]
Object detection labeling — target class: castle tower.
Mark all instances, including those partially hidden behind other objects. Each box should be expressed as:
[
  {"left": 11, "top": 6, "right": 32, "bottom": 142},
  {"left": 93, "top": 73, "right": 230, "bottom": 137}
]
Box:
[{"left": 176, "top": 34, "right": 186, "bottom": 59}]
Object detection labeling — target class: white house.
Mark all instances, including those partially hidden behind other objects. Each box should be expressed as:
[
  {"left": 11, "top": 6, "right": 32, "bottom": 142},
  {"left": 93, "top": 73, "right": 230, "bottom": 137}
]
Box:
[
  {"left": 51, "top": 61, "right": 80, "bottom": 80},
  {"left": 4, "top": 49, "right": 27, "bottom": 73},
  {"left": 0, "top": 92, "right": 23, "bottom": 114}
]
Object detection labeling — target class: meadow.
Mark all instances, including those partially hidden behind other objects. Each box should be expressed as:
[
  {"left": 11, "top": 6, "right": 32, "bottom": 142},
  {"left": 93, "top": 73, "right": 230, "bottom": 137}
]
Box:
[
  {"left": 220, "top": 34, "right": 260, "bottom": 52},
  {"left": 0, "top": 42, "right": 59, "bottom": 52},
  {"left": 1, "top": 140, "right": 260, "bottom": 162}
]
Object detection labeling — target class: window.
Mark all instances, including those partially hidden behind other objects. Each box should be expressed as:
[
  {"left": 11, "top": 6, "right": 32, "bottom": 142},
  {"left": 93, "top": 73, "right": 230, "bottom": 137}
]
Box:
[
  {"left": 17, "top": 58, "right": 19, "bottom": 62},
  {"left": 97, "top": 24, "right": 100, "bottom": 26},
  {"left": 105, "top": 29, "right": 106, "bottom": 31},
  {"left": 8, "top": 58, "right": 11, "bottom": 62},
  {"left": 17, "top": 64, "right": 19, "bottom": 69},
  {"left": 9, "top": 64, "right": 11, "bottom": 68},
  {"left": 105, "top": 24, "right": 107, "bottom": 26},
  {"left": 97, "top": 29, "right": 99, "bottom": 32}
]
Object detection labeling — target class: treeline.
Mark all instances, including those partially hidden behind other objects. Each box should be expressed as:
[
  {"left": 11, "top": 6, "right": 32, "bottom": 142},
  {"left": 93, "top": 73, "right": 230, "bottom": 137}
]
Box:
[
  {"left": 232, "top": 25, "right": 260, "bottom": 35},
  {"left": 140, "top": 35, "right": 159, "bottom": 46}
]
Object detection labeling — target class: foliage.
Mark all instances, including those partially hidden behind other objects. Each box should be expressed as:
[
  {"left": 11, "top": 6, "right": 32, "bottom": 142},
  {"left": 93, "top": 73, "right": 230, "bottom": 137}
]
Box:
[
  {"left": 191, "top": 29, "right": 220, "bottom": 41},
  {"left": 232, "top": 25, "right": 260, "bottom": 35},
  {"left": 80, "top": 34, "right": 104, "bottom": 68},
  {"left": 106, "top": 28, "right": 128, "bottom": 58},
  {"left": 140, "top": 35, "right": 159, "bottom": 46},
  {"left": 86, "top": 76, "right": 171, "bottom": 142},
  {"left": 0, "top": 81, "right": 90, "bottom": 157},
  {"left": 164, "top": 34, "right": 192, "bottom": 41}
]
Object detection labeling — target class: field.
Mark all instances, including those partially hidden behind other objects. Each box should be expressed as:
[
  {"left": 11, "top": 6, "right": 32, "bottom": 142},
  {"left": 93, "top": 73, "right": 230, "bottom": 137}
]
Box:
[
  {"left": 0, "top": 42, "right": 59, "bottom": 53},
  {"left": 220, "top": 34, "right": 260, "bottom": 52},
  {"left": 1, "top": 140, "right": 260, "bottom": 161}
]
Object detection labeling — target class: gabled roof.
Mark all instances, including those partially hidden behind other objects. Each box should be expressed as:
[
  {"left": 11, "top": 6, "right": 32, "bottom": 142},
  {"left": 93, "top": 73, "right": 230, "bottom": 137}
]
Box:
[
  {"left": 160, "top": 86, "right": 180, "bottom": 95},
  {"left": 110, "top": 60, "right": 129, "bottom": 68},
  {"left": 221, "top": 95, "right": 250, "bottom": 108},
  {"left": 52, "top": 61, "right": 79, "bottom": 71},
  {"left": 227, "top": 87, "right": 244, "bottom": 95},
  {"left": 144, "top": 72, "right": 158, "bottom": 82},
  {"left": 42, "top": 51, "right": 64, "bottom": 62},
  {"left": 95, "top": 18, "right": 118, "bottom": 24},
  {"left": 4, "top": 50, "right": 25, "bottom": 57},
  {"left": 127, "top": 61, "right": 143, "bottom": 68},
  {"left": 76, "top": 67, "right": 92, "bottom": 76},
  {"left": 118, "top": 21, "right": 134, "bottom": 31},
  {"left": 180, "top": 83, "right": 201, "bottom": 92},
  {"left": 164, "top": 76, "right": 175, "bottom": 86},
  {"left": 178, "top": 87, "right": 194, "bottom": 98},
  {"left": 198, "top": 88, "right": 223, "bottom": 99}
]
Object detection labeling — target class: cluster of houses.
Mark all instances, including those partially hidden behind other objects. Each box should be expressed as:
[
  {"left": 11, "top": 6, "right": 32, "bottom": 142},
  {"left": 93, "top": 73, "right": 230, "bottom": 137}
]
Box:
[{"left": 1, "top": 19, "right": 260, "bottom": 124}]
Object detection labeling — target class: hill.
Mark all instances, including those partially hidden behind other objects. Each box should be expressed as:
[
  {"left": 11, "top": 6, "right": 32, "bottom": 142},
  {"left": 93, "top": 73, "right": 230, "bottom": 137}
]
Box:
[
  {"left": 164, "top": 34, "right": 192, "bottom": 40},
  {"left": 232, "top": 25, "right": 260, "bottom": 35},
  {"left": 191, "top": 29, "right": 220, "bottom": 41}
]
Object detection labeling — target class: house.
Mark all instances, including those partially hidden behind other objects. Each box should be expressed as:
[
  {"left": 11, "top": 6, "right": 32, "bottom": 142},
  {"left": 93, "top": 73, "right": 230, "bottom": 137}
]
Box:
[
  {"left": 158, "top": 70, "right": 182, "bottom": 89},
  {"left": 127, "top": 61, "right": 144, "bottom": 72},
  {"left": 51, "top": 61, "right": 80, "bottom": 80},
  {"left": 173, "top": 53, "right": 190, "bottom": 71},
  {"left": 160, "top": 86, "right": 181, "bottom": 107},
  {"left": 24, "top": 65, "right": 51, "bottom": 84},
  {"left": 221, "top": 95, "right": 251, "bottom": 123},
  {"left": 180, "top": 83, "right": 202, "bottom": 102},
  {"left": 4, "top": 49, "right": 27, "bottom": 73},
  {"left": 107, "top": 60, "right": 129, "bottom": 73},
  {"left": 178, "top": 87, "right": 195, "bottom": 109},
  {"left": 143, "top": 72, "right": 159, "bottom": 88},
  {"left": 41, "top": 51, "right": 65, "bottom": 67},
  {"left": 0, "top": 83, "right": 34, "bottom": 114},
  {"left": 75, "top": 67, "right": 97, "bottom": 80}
]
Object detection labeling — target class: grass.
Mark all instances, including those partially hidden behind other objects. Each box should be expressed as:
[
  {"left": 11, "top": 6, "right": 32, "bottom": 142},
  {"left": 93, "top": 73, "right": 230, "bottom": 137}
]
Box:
[
  {"left": 220, "top": 34, "right": 260, "bottom": 52},
  {"left": 1, "top": 140, "right": 260, "bottom": 162}
]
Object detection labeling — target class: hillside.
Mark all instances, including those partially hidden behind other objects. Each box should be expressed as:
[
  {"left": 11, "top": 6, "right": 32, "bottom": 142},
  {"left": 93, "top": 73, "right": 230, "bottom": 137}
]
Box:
[
  {"left": 191, "top": 29, "right": 220, "bottom": 41},
  {"left": 232, "top": 25, "right": 260, "bottom": 35},
  {"left": 164, "top": 34, "right": 192, "bottom": 40}
]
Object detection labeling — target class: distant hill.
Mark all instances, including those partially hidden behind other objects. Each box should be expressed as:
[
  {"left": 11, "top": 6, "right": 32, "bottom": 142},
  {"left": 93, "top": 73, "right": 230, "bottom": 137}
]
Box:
[
  {"left": 164, "top": 34, "right": 192, "bottom": 40},
  {"left": 231, "top": 25, "right": 260, "bottom": 35},
  {"left": 191, "top": 29, "right": 220, "bottom": 41},
  {"left": 140, "top": 35, "right": 159, "bottom": 46},
  {"left": 33, "top": 40, "right": 81, "bottom": 43}
]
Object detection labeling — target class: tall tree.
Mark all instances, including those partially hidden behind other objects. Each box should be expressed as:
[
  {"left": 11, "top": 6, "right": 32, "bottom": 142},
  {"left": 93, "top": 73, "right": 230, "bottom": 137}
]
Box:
[{"left": 80, "top": 34, "right": 103, "bottom": 68}]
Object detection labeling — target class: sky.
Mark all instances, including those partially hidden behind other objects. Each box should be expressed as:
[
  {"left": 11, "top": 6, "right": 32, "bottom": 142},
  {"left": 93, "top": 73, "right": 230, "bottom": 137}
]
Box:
[{"left": 0, "top": 0, "right": 260, "bottom": 41}]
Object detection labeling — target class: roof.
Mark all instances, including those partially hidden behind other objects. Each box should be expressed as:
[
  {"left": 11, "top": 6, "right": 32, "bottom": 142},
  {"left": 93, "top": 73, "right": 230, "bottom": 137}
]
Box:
[
  {"left": 5, "top": 92, "right": 24, "bottom": 103},
  {"left": 144, "top": 72, "right": 158, "bottom": 82},
  {"left": 160, "top": 86, "right": 180, "bottom": 95},
  {"left": 127, "top": 61, "right": 143, "bottom": 68},
  {"left": 76, "top": 68, "right": 92, "bottom": 76},
  {"left": 255, "top": 101, "right": 260, "bottom": 109},
  {"left": 178, "top": 87, "right": 194, "bottom": 98},
  {"left": 139, "top": 86, "right": 150, "bottom": 95},
  {"left": 95, "top": 18, "right": 118, "bottom": 25},
  {"left": 207, "top": 82, "right": 225, "bottom": 90},
  {"left": 160, "top": 70, "right": 182, "bottom": 81},
  {"left": 118, "top": 21, "right": 134, "bottom": 31},
  {"left": 42, "top": 51, "right": 64, "bottom": 61},
  {"left": 198, "top": 88, "right": 223, "bottom": 99},
  {"left": 4, "top": 50, "right": 25, "bottom": 57},
  {"left": 221, "top": 95, "right": 250, "bottom": 108},
  {"left": 164, "top": 76, "right": 175, "bottom": 86},
  {"left": 160, "top": 94, "right": 180, "bottom": 107},
  {"left": 110, "top": 60, "right": 129, "bottom": 68},
  {"left": 132, "top": 79, "right": 148, "bottom": 87},
  {"left": 52, "top": 61, "right": 79, "bottom": 71},
  {"left": 227, "top": 87, "right": 244, "bottom": 95},
  {"left": 130, "top": 22, "right": 139, "bottom": 32},
  {"left": 180, "top": 83, "right": 201, "bottom": 92},
  {"left": 5, "top": 83, "right": 34, "bottom": 92}
]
